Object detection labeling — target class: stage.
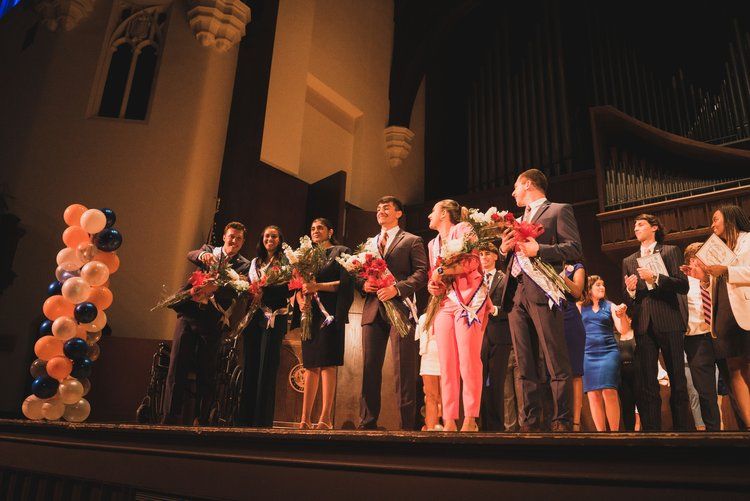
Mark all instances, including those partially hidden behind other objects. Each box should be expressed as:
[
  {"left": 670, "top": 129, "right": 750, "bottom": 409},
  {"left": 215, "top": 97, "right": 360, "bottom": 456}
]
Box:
[{"left": 1, "top": 419, "right": 748, "bottom": 500}]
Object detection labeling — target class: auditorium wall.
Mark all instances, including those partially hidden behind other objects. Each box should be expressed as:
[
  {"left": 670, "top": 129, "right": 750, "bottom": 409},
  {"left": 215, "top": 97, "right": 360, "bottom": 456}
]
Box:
[
  {"left": 261, "top": 0, "right": 425, "bottom": 209},
  {"left": 0, "top": 1, "right": 239, "bottom": 413}
]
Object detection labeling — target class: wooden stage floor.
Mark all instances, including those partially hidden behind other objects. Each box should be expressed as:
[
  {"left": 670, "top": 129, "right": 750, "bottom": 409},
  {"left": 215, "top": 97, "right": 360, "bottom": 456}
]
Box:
[{"left": 1, "top": 419, "right": 749, "bottom": 500}]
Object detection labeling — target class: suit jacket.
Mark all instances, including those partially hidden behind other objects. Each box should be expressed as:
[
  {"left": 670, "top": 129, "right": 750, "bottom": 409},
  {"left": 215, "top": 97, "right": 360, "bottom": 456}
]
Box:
[
  {"left": 484, "top": 269, "right": 512, "bottom": 346},
  {"left": 622, "top": 243, "right": 688, "bottom": 334},
  {"left": 357, "top": 228, "right": 429, "bottom": 326},
  {"left": 722, "top": 231, "right": 750, "bottom": 330},
  {"left": 171, "top": 244, "right": 251, "bottom": 323},
  {"left": 500, "top": 200, "right": 583, "bottom": 311}
]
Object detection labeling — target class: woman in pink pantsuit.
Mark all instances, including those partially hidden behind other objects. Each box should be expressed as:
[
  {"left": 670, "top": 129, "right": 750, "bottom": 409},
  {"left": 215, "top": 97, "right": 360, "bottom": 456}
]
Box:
[{"left": 427, "top": 200, "right": 491, "bottom": 432}]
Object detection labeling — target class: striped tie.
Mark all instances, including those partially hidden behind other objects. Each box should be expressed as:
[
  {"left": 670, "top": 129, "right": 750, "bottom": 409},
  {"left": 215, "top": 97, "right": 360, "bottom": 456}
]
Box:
[
  {"left": 700, "top": 284, "right": 713, "bottom": 334},
  {"left": 378, "top": 232, "right": 388, "bottom": 256}
]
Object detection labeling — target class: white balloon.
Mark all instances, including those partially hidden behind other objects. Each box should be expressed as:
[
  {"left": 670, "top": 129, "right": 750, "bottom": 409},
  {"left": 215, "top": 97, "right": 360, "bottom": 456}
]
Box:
[
  {"left": 80, "top": 261, "right": 109, "bottom": 287},
  {"left": 22, "top": 395, "right": 44, "bottom": 420},
  {"left": 63, "top": 398, "right": 91, "bottom": 422},
  {"left": 51, "top": 316, "right": 77, "bottom": 340},
  {"left": 61, "top": 276, "right": 91, "bottom": 303},
  {"left": 42, "top": 397, "right": 65, "bottom": 420},
  {"left": 83, "top": 310, "right": 107, "bottom": 332},
  {"left": 59, "top": 378, "right": 85, "bottom": 405},
  {"left": 56, "top": 248, "right": 84, "bottom": 272},
  {"left": 80, "top": 209, "right": 106, "bottom": 234}
]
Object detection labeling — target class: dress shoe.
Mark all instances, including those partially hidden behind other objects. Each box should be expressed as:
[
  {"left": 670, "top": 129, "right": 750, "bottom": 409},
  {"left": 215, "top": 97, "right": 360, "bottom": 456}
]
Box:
[
  {"left": 356, "top": 422, "right": 378, "bottom": 430},
  {"left": 551, "top": 421, "right": 572, "bottom": 432}
]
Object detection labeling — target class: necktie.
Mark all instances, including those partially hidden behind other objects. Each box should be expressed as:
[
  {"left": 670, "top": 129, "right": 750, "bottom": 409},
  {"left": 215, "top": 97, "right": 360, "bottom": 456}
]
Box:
[
  {"left": 524, "top": 205, "right": 532, "bottom": 221},
  {"left": 700, "top": 284, "right": 712, "bottom": 332},
  {"left": 484, "top": 272, "right": 493, "bottom": 287},
  {"left": 379, "top": 232, "right": 388, "bottom": 256},
  {"left": 643, "top": 247, "right": 653, "bottom": 257}
]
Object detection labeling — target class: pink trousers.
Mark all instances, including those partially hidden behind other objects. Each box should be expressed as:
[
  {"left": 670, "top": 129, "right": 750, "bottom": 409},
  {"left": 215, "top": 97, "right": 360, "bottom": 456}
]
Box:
[{"left": 434, "top": 290, "right": 489, "bottom": 420}]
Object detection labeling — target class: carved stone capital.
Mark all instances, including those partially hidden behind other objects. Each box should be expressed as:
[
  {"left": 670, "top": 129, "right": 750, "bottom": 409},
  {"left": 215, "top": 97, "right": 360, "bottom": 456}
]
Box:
[
  {"left": 34, "top": 0, "right": 95, "bottom": 32},
  {"left": 187, "top": 0, "right": 251, "bottom": 53},
  {"left": 384, "top": 126, "right": 415, "bottom": 168}
]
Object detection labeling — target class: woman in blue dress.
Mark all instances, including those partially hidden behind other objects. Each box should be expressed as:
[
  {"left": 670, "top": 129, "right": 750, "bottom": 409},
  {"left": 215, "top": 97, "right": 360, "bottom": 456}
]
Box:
[
  {"left": 579, "top": 275, "right": 631, "bottom": 431},
  {"left": 560, "top": 263, "right": 587, "bottom": 432}
]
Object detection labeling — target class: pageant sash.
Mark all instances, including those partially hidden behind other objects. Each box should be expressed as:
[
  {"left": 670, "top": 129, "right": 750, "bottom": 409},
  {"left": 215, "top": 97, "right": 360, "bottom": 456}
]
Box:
[
  {"left": 514, "top": 253, "right": 566, "bottom": 309},
  {"left": 262, "top": 305, "right": 289, "bottom": 329},
  {"left": 447, "top": 281, "right": 488, "bottom": 327}
]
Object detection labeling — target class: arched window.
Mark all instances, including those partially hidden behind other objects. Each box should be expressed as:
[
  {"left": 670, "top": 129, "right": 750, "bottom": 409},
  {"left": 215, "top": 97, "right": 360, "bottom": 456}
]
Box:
[{"left": 95, "top": 3, "right": 169, "bottom": 121}]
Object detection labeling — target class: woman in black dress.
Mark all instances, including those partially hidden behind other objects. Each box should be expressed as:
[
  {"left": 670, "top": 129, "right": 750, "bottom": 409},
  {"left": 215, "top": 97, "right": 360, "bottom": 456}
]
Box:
[
  {"left": 295, "top": 218, "right": 353, "bottom": 429},
  {"left": 238, "top": 225, "right": 291, "bottom": 427}
]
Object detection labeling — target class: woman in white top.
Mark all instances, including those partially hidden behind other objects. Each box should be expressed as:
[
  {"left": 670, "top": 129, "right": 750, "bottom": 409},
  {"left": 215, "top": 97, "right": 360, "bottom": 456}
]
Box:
[{"left": 701, "top": 205, "right": 750, "bottom": 429}]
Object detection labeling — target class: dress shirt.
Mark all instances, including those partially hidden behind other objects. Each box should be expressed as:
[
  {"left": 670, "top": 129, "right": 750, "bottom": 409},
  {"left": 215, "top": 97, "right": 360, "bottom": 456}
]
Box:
[
  {"left": 524, "top": 197, "right": 547, "bottom": 222},
  {"left": 482, "top": 268, "right": 499, "bottom": 316},
  {"left": 685, "top": 276, "right": 710, "bottom": 336},
  {"left": 628, "top": 241, "right": 660, "bottom": 297},
  {"left": 378, "top": 225, "right": 400, "bottom": 256}
]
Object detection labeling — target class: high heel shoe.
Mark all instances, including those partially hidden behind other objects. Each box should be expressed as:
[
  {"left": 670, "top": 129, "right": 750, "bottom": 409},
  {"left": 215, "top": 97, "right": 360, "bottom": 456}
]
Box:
[
  {"left": 314, "top": 421, "right": 333, "bottom": 430},
  {"left": 298, "top": 421, "right": 312, "bottom": 430}
]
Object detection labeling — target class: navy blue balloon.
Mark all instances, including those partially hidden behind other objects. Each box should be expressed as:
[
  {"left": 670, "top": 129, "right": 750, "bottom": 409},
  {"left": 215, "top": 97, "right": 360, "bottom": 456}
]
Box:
[
  {"left": 93, "top": 228, "right": 122, "bottom": 252},
  {"left": 31, "top": 376, "right": 59, "bottom": 399},
  {"left": 101, "top": 208, "right": 117, "bottom": 228},
  {"left": 71, "top": 358, "right": 93, "bottom": 379},
  {"left": 39, "top": 319, "right": 53, "bottom": 336},
  {"left": 64, "top": 337, "right": 89, "bottom": 360},
  {"left": 47, "top": 280, "right": 63, "bottom": 297},
  {"left": 74, "top": 302, "right": 98, "bottom": 324}
]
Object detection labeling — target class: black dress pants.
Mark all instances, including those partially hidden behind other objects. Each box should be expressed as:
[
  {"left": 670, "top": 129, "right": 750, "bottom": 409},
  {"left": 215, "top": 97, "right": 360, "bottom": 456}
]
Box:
[
  {"left": 634, "top": 326, "right": 692, "bottom": 431},
  {"left": 684, "top": 334, "right": 721, "bottom": 431}
]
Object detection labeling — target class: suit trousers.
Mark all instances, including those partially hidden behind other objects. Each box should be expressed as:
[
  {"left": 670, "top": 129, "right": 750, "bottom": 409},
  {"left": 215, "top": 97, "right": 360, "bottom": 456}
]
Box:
[
  {"left": 634, "top": 326, "right": 692, "bottom": 431},
  {"left": 360, "top": 315, "right": 417, "bottom": 430},
  {"left": 237, "top": 311, "right": 286, "bottom": 427},
  {"left": 508, "top": 279, "right": 572, "bottom": 427},
  {"left": 503, "top": 348, "right": 523, "bottom": 431},
  {"left": 163, "top": 316, "right": 221, "bottom": 424},
  {"left": 480, "top": 341, "right": 512, "bottom": 431},
  {"left": 684, "top": 334, "right": 721, "bottom": 431}
]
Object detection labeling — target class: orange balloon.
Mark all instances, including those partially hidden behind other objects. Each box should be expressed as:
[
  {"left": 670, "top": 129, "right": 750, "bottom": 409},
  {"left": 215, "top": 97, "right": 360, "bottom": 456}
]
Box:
[
  {"left": 62, "top": 226, "right": 90, "bottom": 249},
  {"left": 42, "top": 295, "right": 75, "bottom": 320},
  {"left": 46, "top": 356, "right": 73, "bottom": 381},
  {"left": 75, "top": 325, "right": 88, "bottom": 339},
  {"left": 63, "top": 204, "right": 88, "bottom": 227},
  {"left": 88, "top": 286, "right": 113, "bottom": 310},
  {"left": 93, "top": 251, "right": 120, "bottom": 274},
  {"left": 34, "top": 336, "right": 64, "bottom": 361}
]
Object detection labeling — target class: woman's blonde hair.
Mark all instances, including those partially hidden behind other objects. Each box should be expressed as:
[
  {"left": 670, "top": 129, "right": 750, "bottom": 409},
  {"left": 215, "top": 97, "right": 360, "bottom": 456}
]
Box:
[{"left": 438, "top": 199, "right": 468, "bottom": 224}]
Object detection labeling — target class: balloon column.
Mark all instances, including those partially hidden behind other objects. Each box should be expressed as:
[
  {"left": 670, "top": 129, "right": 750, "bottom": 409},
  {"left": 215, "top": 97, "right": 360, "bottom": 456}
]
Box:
[{"left": 22, "top": 204, "right": 122, "bottom": 422}]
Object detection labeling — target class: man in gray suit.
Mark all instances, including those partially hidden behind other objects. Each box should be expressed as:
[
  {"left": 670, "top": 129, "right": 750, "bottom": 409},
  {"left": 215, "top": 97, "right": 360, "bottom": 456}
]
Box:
[
  {"left": 499, "top": 169, "right": 583, "bottom": 432},
  {"left": 357, "top": 196, "right": 429, "bottom": 430},
  {"left": 623, "top": 213, "right": 691, "bottom": 431}
]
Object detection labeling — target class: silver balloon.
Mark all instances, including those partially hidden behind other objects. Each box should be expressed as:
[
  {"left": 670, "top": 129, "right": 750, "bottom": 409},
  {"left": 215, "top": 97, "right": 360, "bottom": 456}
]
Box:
[
  {"left": 86, "top": 343, "right": 100, "bottom": 362},
  {"left": 63, "top": 398, "right": 91, "bottom": 422},
  {"left": 86, "top": 331, "right": 102, "bottom": 345},
  {"left": 80, "top": 378, "right": 91, "bottom": 396},
  {"left": 30, "top": 359, "right": 47, "bottom": 378}
]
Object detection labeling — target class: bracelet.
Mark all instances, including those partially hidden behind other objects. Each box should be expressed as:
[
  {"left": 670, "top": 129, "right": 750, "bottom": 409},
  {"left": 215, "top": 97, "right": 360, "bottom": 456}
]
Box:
[{"left": 436, "top": 266, "right": 444, "bottom": 275}]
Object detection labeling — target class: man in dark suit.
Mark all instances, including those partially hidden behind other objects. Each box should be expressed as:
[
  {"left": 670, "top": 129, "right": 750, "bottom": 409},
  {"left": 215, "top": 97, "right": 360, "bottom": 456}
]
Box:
[
  {"left": 478, "top": 242, "right": 514, "bottom": 431},
  {"left": 358, "top": 196, "right": 429, "bottom": 430},
  {"left": 499, "top": 169, "right": 583, "bottom": 432},
  {"left": 162, "top": 222, "right": 251, "bottom": 425},
  {"left": 622, "top": 213, "right": 691, "bottom": 431}
]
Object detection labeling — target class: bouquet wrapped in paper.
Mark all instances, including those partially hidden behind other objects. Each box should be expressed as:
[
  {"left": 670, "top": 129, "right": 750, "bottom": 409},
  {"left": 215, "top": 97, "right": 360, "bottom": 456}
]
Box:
[
  {"left": 228, "top": 258, "right": 293, "bottom": 339},
  {"left": 503, "top": 212, "right": 572, "bottom": 308},
  {"left": 336, "top": 244, "right": 414, "bottom": 338},
  {"left": 152, "top": 259, "right": 250, "bottom": 313},
  {"left": 285, "top": 236, "right": 331, "bottom": 341}
]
